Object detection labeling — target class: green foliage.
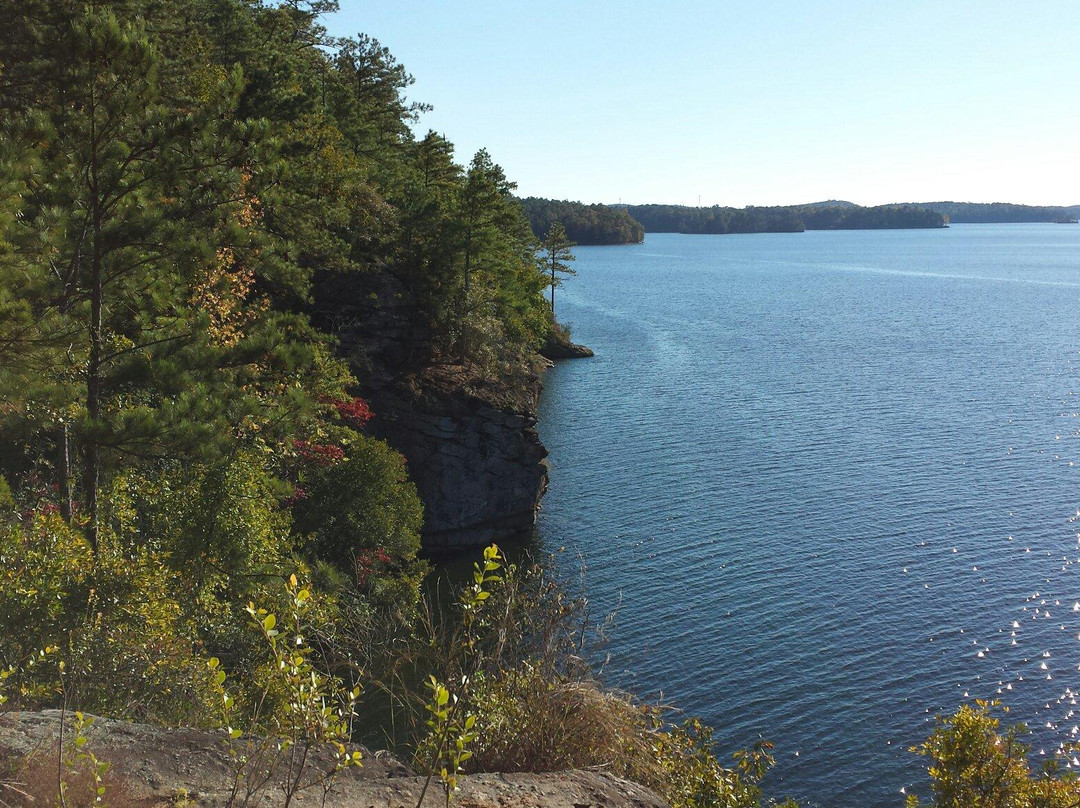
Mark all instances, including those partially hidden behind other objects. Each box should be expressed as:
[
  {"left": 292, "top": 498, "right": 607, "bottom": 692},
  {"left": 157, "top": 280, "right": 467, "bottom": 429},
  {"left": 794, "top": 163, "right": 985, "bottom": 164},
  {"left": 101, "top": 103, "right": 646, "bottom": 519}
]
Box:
[
  {"left": 63, "top": 711, "right": 109, "bottom": 808},
  {"left": 0, "top": 0, "right": 435, "bottom": 724},
  {"left": 291, "top": 434, "right": 425, "bottom": 609},
  {"left": 116, "top": 453, "right": 292, "bottom": 580},
  {"left": 0, "top": 475, "right": 13, "bottom": 515},
  {"left": 0, "top": 514, "right": 215, "bottom": 724},
  {"left": 210, "top": 575, "right": 363, "bottom": 808},
  {"left": 910, "top": 700, "right": 1080, "bottom": 807},
  {"left": 415, "top": 545, "right": 504, "bottom": 805},
  {"left": 655, "top": 720, "right": 794, "bottom": 808},
  {"left": 539, "top": 222, "right": 576, "bottom": 319}
]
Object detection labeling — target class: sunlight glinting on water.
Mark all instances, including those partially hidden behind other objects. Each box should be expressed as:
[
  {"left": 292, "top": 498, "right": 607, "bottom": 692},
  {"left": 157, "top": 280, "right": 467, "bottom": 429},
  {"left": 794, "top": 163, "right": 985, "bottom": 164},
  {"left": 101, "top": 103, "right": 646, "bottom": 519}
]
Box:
[{"left": 537, "top": 224, "right": 1080, "bottom": 807}]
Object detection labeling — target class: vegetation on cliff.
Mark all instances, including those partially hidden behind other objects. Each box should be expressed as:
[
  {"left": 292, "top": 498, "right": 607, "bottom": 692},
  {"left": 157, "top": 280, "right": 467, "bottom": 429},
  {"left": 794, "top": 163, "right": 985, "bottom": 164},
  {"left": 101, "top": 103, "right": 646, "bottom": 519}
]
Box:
[
  {"left": 0, "top": 2, "right": 784, "bottom": 807},
  {"left": 0, "top": 0, "right": 557, "bottom": 740}
]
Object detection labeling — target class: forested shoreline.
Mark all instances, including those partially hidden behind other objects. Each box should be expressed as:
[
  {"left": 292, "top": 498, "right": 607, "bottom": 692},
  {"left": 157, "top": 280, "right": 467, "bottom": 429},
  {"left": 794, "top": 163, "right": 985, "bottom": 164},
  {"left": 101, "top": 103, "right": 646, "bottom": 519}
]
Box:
[
  {"left": 520, "top": 197, "right": 644, "bottom": 245},
  {"left": 917, "top": 201, "right": 1080, "bottom": 223},
  {"left": 625, "top": 202, "right": 946, "bottom": 233},
  {"left": 520, "top": 199, "right": 947, "bottom": 244},
  {"left": 523, "top": 197, "right": 1080, "bottom": 245}
]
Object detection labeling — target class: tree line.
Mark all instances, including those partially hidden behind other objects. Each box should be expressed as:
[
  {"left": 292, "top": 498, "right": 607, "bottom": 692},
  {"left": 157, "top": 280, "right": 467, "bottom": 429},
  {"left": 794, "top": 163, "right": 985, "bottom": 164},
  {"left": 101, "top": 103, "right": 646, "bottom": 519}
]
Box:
[
  {"left": 625, "top": 202, "right": 946, "bottom": 234},
  {"left": 917, "top": 201, "right": 1080, "bottom": 223},
  {"left": 520, "top": 197, "right": 644, "bottom": 245}
]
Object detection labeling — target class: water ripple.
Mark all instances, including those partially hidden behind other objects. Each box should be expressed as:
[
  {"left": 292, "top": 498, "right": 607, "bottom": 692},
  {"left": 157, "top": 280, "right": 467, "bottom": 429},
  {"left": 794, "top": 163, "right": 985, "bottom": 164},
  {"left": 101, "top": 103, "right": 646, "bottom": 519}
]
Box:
[{"left": 539, "top": 225, "right": 1080, "bottom": 807}]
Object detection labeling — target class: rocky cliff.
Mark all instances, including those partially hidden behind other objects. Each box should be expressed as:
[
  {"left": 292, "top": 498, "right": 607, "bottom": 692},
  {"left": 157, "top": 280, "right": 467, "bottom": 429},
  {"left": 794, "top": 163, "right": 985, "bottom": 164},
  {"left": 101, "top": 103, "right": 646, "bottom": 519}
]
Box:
[
  {"left": 360, "top": 362, "right": 549, "bottom": 551},
  {"left": 312, "top": 271, "right": 550, "bottom": 551},
  {"left": 0, "top": 710, "right": 668, "bottom": 808}
]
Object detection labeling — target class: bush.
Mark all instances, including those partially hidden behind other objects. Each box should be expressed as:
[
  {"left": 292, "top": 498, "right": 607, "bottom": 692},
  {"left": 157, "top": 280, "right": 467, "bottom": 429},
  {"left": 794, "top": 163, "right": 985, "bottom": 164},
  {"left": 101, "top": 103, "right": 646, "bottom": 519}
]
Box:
[
  {"left": 397, "top": 555, "right": 790, "bottom": 808},
  {"left": 114, "top": 452, "right": 292, "bottom": 579},
  {"left": 292, "top": 434, "right": 425, "bottom": 611},
  {"left": 0, "top": 474, "right": 14, "bottom": 516},
  {"left": 0, "top": 514, "right": 215, "bottom": 724},
  {"left": 910, "top": 700, "right": 1080, "bottom": 807},
  {"left": 467, "top": 662, "right": 656, "bottom": 775}
]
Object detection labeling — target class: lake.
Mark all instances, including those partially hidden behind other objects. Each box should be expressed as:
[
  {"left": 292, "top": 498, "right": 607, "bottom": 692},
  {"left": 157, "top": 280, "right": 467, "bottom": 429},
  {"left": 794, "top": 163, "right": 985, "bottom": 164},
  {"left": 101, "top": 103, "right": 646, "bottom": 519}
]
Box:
[{"left": 536, "top": 224, "right": 1080, "bottom": 807}]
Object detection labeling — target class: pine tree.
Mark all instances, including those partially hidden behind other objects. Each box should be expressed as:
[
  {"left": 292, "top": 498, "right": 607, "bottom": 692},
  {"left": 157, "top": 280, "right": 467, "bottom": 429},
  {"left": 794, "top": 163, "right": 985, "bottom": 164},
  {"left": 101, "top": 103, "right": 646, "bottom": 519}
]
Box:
[
  {"left": 540, "top": 221, "right": 576, "bottom": 319},
  {"left": 0, "top": 1, "right": 355, "bottom": 549}
]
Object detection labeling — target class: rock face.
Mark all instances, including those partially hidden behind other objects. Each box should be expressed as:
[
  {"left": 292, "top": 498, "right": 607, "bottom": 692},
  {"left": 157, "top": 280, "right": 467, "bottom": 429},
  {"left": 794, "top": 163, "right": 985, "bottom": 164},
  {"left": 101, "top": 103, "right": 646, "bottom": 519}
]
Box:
[
  {"left": 539, "top": 327, "right": 593, "bottom": 360},
  {"left": 366, "top": 364, "right": 549, "bottom": 551},
  {"left": 0, "top": 711, "right": 668, "bottom": 808},
  {"left": 539, "top": 337, "right": 594, "bottom": 360},
  {"left": 312, "top": 271, "right": 550, "bottom": 551}
]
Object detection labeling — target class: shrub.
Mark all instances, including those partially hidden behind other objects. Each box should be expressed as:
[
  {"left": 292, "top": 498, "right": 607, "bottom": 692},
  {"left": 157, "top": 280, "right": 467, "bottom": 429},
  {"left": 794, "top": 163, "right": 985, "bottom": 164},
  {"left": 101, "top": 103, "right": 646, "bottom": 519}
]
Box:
[
  {"left": 397, "top": 554, "right": 790, "bottom": 808},
  {"left": 0, "top": 474, "right": 14, "bottom": 516},
  {"left": 910, "top": 700, "right": 1080, "bottom": 807},
  {"left": 291, "top": 434, "right": 425, "bottom": 611},
  {"left": 0, "top": 514, "right": 215, "bottom": 724},
  {"left": 114, "top": 452, "right": 292, "bottom": 579},
  {"left": 467, "top": 662, "right": 657, "bottom": 776}
]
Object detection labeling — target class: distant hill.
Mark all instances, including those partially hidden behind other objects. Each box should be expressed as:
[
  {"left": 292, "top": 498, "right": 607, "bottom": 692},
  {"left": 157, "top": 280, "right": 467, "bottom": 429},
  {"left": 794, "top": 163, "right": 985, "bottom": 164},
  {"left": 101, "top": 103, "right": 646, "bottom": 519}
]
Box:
[
  {"left": 519, "top": 197, "right": 644, "bottom": 245},
  {"left": 917, "top": 201, "right": 1080, "bottom": 223},
  {"left": 623, "top": 203, "right": 946, "bottom": 234},
  {"left": 794, "top": 199, "right": 860, "bottom": 210}
]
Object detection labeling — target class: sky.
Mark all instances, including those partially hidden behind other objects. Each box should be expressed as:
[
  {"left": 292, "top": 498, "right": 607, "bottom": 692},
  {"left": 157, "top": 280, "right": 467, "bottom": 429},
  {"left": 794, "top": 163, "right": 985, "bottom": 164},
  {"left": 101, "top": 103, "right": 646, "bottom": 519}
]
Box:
[{"left": 323, "top": 1, "right": 1080, "bottom": 208}]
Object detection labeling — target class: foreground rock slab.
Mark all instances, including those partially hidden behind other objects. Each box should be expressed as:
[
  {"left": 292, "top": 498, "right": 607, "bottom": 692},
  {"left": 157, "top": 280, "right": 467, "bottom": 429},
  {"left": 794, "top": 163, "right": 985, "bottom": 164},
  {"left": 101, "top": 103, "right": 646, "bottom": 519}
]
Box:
[{"left": 0, "top": 711, "right": 668, "bottom": 808}]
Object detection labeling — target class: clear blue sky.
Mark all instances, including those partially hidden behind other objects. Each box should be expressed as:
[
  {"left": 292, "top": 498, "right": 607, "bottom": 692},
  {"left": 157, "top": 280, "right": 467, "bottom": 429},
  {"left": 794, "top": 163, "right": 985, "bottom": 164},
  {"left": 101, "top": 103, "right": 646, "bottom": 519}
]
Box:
[{"left": 323, "top": 1, "right": 1080, "bottom": 208}]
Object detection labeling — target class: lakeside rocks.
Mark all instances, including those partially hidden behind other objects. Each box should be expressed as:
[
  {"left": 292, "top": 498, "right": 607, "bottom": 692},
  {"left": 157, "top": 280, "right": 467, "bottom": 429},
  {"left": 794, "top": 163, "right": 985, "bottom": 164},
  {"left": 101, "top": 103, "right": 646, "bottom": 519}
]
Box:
[
  {"left": 539, "top": 330, "right": 594, "bottom": 360},
  {"left": 0, "top": 710, "right": 668, "bottom": 808}
]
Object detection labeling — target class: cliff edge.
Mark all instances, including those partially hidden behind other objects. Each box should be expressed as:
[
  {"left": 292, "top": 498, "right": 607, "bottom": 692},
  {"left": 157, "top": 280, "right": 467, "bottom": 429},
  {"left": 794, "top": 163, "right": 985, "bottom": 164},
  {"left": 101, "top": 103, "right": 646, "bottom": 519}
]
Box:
[
  {"left": 312, "top": 270, "right": 550, "bottom": 551},
  {"left": 0, "top": 711, "right": 668, "bottom": 808}
]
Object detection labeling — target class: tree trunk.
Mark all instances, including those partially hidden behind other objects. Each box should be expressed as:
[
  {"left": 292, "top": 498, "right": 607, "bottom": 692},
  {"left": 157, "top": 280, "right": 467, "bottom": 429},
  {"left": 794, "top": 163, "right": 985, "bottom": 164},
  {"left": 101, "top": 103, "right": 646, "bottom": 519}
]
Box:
[
  {"left": 84, "top": 76, "right": 102, "bottom": 555},
  {"left": 550, "top": 253, "right": 556, "bottom": 318},
  {"left": 58, "top": 422, "right": 73, "bottom": 522}
]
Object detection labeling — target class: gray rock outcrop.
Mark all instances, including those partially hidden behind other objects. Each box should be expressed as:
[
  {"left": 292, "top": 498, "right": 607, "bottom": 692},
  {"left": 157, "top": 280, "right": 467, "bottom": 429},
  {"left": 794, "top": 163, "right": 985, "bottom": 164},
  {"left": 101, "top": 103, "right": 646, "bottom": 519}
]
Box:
[
  {"left": 369, "top": 370, "right": 549, "bottom": 550},
  {"left": 0, "top": 711, "right": 668, "bottom": 808},
  {"left": 539, "top": 332, "right": 594, "bottom": 360}
]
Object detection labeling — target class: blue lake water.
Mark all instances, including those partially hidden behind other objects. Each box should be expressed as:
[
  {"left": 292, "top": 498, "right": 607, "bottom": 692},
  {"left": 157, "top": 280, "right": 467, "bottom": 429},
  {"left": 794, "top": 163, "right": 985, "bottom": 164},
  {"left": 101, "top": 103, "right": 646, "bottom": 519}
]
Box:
[{"left": 535, "top": 224, "right": 1080, "bottom": 807}]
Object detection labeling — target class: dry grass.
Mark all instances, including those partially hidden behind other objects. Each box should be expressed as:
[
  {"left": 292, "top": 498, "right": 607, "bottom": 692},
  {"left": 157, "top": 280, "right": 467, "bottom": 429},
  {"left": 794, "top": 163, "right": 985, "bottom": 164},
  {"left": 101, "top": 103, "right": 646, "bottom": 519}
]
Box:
[
  {"left": 466, "top": 662, "right": 665, "bottom": 785},
  {"left": 0, "top": 742, "right": 140, "bottom": 808}
]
